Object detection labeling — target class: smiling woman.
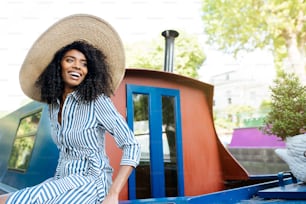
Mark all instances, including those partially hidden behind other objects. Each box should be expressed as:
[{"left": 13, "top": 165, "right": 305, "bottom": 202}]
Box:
[{"left": 0, "top": 14, "right": 140, "bottom": 204}]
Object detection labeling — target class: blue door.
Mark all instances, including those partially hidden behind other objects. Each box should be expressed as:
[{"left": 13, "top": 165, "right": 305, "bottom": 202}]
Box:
[{"left": 126, "top": 84, "right": 184, "bottom": 199}]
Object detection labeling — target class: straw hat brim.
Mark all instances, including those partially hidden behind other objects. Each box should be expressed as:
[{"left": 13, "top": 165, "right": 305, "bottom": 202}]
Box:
[{"left": 19, "top": 14, "right": 125, "bottom": 101}]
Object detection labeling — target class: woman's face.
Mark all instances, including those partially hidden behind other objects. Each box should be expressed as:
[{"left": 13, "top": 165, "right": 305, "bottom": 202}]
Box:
[{"left": 60, "top": 49, "right": 88, "bottom": 92}]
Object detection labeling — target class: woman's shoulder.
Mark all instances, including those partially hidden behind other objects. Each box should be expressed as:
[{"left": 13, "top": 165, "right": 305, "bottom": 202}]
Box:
[
  {"left": 95, "top": 93, "right": 111, "bottom": 102},
  {"left": 94, "top": 94, "right": 115, "bottom": 108}
]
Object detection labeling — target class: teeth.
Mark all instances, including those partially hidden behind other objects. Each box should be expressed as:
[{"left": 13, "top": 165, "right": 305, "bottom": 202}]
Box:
[{"left": 70, "top": 72, "right": 81, "bottom": 77}]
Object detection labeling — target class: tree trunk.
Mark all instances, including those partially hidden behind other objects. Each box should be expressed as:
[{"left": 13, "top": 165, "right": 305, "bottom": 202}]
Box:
[{"left": 285, "top": 33, "right": 306, "bottom": 84}]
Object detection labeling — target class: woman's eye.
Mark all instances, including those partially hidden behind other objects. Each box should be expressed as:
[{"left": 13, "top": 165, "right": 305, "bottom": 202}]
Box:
[{"left": 66, "top": 58, "right": 73, "bottom": 63}]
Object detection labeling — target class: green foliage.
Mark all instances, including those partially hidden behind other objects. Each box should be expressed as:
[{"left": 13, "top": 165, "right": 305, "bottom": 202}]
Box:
[
  {"left": 214, "top": 104, "right": 256, "bottom": 133},
  {"left": 125, "top": 31, "right": 206, "bottom": 78},
  {"left": 201, "top": 0, "right": 306, "bottom": 75},
  {"left": 263, "top": 72, "right": 306, "bottom": 140},
  {"left": 125, "top": 39, "right": 163, "bottom": 71},
  {"left": 202, "top": 0, "right": 306, "bottom": 136},
  {"left": 133, "top": 94, "right": 149, "bottom": 122},
  {"left": 202, "top": 0, "right": 267, "bottom": 55}
]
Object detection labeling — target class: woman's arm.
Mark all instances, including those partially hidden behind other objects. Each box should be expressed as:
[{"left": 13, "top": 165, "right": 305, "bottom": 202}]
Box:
[
  {"left": 95, "top": 96, "right": 140, "bottom": 204},
  {"left": 102, "top": 165, "right": 134, "bottom": 204}
]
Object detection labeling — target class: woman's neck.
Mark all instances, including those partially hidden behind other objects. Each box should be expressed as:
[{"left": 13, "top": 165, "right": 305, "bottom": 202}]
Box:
[{"left": 62, "top": 87, "right": 74, "bottom": 102}]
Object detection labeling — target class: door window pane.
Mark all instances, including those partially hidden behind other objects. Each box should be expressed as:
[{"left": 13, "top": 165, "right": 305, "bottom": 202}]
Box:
[
  {"left": 133, "top": 94, "right": 151, "bottom": 198},
  {"left": 162, "top": 96, "right": 178, "bottom": 196}
]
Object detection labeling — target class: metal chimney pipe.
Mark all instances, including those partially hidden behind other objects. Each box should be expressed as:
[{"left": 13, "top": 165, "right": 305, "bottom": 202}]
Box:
[{"left": 162, "top": 30, "right": 179, "bottom": 72}]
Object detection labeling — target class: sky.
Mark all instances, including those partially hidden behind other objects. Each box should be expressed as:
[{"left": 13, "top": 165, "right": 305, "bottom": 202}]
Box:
[{"left": 0, "top": 0, "right": 274, "bottom": 115}]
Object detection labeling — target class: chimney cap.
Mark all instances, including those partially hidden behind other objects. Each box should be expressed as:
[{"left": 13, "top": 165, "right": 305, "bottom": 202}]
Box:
[{"left": 162, "top": 30, "right": 179, "bottom": 38}]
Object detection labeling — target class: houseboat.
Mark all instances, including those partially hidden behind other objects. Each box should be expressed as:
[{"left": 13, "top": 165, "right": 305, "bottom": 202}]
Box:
[{"left": 0, "top": 68, "right": 305, "bottom": 203}]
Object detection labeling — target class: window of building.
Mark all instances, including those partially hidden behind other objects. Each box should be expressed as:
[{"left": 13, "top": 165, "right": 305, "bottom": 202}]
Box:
[{"left": 228, "top": 97, "right": 232, "bottom": 104}]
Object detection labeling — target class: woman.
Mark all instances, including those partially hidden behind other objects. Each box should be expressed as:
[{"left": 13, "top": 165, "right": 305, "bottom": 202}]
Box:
[{"left": 0, "top": 14, "right": 140, "bottom": 204}]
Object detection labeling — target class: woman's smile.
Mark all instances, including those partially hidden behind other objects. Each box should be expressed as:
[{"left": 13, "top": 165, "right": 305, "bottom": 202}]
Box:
[{"left": 69, "top": 71, "right": 82, "bottom": 79}]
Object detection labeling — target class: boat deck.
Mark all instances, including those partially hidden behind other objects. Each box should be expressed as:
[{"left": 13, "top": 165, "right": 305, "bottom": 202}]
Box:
[{"left": 121, "top": 172, "right": 306, "bottom": 204}]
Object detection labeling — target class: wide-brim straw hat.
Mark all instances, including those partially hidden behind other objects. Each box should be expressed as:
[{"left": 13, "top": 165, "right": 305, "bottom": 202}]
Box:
[{"left": 19, "top": 14, "right": 125, "bottom": 101}]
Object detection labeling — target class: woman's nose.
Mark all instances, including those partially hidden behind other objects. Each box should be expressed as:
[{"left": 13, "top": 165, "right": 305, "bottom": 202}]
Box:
[{"left": 73, "top": 62, "right": 81, "bottom": 70}]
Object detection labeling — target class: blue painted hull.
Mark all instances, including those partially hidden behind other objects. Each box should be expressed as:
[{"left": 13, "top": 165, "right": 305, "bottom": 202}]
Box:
[{"left": 121, "top": 174, "right": 306, "bottom": 203}]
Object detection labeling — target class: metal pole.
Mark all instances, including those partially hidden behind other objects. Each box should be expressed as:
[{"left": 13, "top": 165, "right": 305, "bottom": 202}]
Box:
[{"left": 162, "top": 30, "right": 179, "bottom": 72}]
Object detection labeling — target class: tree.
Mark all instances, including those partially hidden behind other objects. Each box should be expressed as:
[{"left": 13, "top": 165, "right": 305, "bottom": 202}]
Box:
[
  {"left": 125, "top": 31, "right": 206, "bottom": 78},
  {"left": 201, "top": 0, "right": 306, "bottom": 81},
  {"left": 262, "top": 72, "right": 306, "bottom": 140}
]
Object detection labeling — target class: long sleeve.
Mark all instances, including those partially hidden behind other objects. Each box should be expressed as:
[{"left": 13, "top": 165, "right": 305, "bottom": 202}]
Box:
[{"left": 95, "top": 94, "right": 140, "bottom": 167}]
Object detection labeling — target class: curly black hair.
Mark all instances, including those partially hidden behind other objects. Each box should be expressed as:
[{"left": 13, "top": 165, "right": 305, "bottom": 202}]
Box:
[{"left": 35, "top": 40, "right": 113, "bottom": 104}]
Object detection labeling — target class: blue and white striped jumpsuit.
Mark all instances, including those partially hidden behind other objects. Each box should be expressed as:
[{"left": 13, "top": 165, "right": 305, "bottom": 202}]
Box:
[{"left": 6, "top": 93, "right": 141, "bottom": 203}]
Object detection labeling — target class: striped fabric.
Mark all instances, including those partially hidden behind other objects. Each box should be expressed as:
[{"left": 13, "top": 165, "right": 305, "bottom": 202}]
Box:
[{"left": 6, "top": 93, "right": 140, "bottom": 203}]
